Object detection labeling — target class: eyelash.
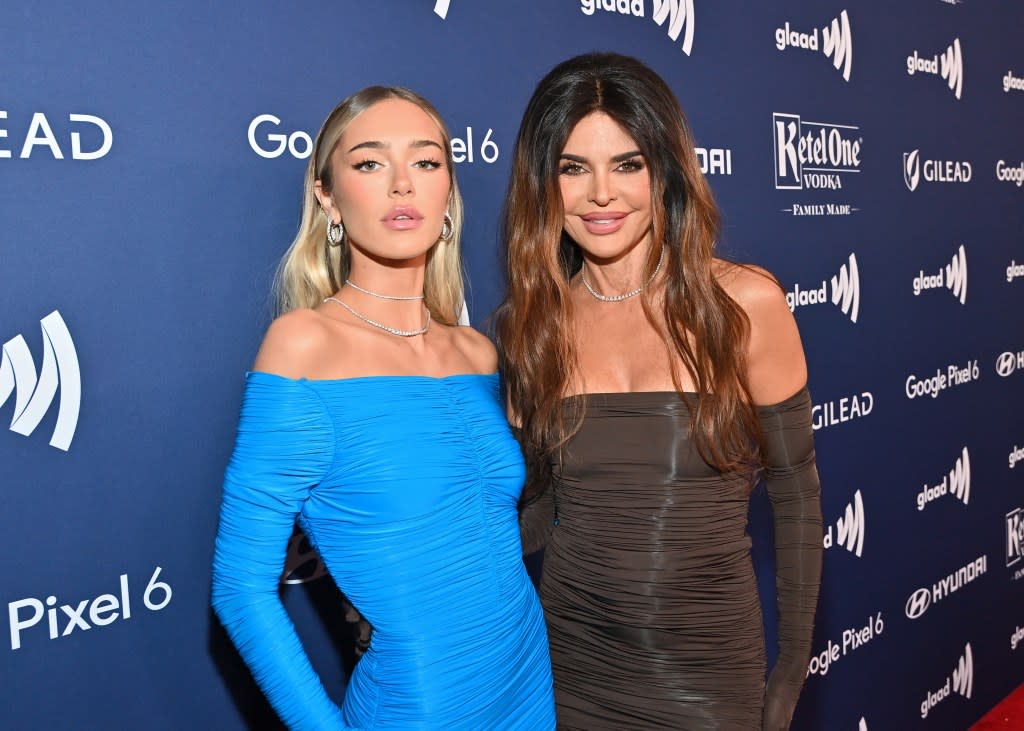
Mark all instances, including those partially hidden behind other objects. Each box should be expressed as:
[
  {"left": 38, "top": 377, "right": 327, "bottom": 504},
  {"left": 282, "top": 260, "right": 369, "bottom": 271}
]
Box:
[
  {"left": 558, "top": 158, "right": 645, "bottom": 175},
  {"left": 353, "top": 158, "right": 443, "bottom": 171}
]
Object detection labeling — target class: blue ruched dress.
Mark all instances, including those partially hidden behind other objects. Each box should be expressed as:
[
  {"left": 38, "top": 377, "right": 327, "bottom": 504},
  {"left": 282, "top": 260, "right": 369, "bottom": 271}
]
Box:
[{"left": 211, "top": 372, "right": 555, "bottom": 730}]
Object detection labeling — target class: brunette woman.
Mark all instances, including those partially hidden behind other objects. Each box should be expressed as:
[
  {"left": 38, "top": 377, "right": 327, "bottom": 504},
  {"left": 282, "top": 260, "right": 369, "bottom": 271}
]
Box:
[{"left": 497, "top": 53, "right": 822, "bottom": 730}]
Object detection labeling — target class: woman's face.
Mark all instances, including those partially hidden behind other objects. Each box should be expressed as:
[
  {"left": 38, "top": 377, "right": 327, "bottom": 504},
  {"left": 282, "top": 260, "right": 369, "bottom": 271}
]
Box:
[
  {"left": 558, "top": 111, "right": 653, "bottom": 261},
  {"left": 317, "top": 98, "right": 451, "bottom": 263}
]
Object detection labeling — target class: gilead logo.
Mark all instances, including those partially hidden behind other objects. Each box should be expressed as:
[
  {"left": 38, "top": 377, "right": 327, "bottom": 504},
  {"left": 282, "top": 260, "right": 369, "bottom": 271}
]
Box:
[
  {"left": 0, "top": 111, "right": 112, "bottom": 160},
  {"left": 1, "top": 311, "right": 80, "bottom": 451},
  {"left": 903, "top": 149, "right": 972, "bottom": 191}
]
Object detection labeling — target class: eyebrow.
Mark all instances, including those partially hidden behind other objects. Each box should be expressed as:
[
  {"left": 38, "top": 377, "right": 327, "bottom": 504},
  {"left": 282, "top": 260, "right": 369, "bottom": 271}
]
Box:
[
  {"left": 347, "top": 139, "right": 443, "bottom": 153},
  {"left": 559, "top": 150, "right": 643, "bottom": 163}
]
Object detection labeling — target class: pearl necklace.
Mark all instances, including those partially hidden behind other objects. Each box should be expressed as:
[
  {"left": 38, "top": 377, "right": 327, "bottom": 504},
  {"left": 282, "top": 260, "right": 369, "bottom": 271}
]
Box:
[
  {"left": 580, "top": 246, "right": 666, "bottom": 302},
  {"left": 345, "top": 279, "right": 424, "bottom": 301},
  {"left": 323, "top": 297, "right": 430, "bottom": 337}
]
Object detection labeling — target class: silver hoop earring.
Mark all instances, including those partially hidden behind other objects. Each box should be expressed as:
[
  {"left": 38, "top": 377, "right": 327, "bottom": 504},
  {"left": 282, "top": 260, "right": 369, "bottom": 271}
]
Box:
[
  {"left": 440, "top": 212, "right": 454, "bottom": 242},
  {"left": 327, "top": 219, "right": 344, "bottom": 246}
]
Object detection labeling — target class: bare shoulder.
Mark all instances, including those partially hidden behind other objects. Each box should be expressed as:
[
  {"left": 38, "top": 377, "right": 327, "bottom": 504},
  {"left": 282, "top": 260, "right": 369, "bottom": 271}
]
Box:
[
  {"left": 448, "top": 324, "right": 498, "bottom": 374},
  {"left": 713, "top": 259, "right": 784, "bottom": 314},
  {"left": 252, "top": 308, "right": 336, "bottom": 379},
  {"left": 714, "top": 259, "right": 808, "bottom": 405}
]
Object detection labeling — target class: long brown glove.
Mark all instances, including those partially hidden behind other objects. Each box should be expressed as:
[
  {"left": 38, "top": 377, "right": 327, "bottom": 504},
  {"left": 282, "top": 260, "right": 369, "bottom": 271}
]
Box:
[{"left": 758, "top": 387, "right": 823, "bottom": 731}]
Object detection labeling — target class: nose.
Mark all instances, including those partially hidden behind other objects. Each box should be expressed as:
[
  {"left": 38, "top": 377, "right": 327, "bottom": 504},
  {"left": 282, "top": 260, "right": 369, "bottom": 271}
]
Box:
[
  {"left": 588, "top": 169, "right": 615, "bottom": 206},
  {"left": 390, "top": 165, "right": 414, "bottom": 198}
]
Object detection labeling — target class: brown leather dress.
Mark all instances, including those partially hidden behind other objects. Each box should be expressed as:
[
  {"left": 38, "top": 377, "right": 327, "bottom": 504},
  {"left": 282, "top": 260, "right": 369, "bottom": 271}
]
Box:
[{"left": 521, "top": 388, "right": 822, "bottom": 731}]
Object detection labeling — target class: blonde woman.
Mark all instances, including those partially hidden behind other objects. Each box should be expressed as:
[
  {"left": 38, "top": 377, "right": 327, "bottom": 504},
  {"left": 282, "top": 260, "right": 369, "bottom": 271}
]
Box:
[{"left": 211, "top": 87, "right": 555, "bottom": 730}]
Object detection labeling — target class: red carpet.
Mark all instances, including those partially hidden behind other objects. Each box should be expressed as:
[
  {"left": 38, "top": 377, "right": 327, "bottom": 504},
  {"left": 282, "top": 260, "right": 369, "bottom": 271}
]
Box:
[{"left": 970, "top": 684, "right": 1024, "bottom": 730}]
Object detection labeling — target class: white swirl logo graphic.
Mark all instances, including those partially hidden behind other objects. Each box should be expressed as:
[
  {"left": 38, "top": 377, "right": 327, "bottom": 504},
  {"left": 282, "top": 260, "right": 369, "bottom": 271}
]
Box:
[{"left": 1, "top": 311, "right": 80, "bottom": 450}]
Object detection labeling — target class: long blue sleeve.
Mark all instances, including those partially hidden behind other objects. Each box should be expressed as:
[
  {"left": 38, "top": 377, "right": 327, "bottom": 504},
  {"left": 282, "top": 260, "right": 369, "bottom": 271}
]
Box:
[{"left": 211, "top": 373, "right": 352, "bottom": 731}]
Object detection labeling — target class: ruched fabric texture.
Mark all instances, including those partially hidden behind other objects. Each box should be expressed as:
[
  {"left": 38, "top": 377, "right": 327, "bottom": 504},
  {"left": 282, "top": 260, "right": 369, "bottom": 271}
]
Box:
[
  {"left": 519, "top": 387, "right": 821, "bottom": 731},
  {"left": 212, "top": 372, "right": 555, "bottom": 730}
]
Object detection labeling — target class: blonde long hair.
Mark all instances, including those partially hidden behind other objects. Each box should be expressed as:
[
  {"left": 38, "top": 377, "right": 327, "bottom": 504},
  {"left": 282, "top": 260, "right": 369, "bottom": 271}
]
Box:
[{"left": 274, "top": 86, "right": 465, "bottom": 324}]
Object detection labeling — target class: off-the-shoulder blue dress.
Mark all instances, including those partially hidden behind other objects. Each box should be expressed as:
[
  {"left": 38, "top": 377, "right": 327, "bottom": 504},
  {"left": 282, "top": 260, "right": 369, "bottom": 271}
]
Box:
[{"left": 211, "top": 372, "right": 555, "bottom": 730}]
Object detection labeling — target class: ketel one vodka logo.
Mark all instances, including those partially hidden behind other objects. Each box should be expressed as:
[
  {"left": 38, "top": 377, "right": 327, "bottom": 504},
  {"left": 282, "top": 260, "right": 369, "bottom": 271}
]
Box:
[
  {"left": 774, "top": 113, "right": 862, "bottom": 190},
  {"left": 907, "top": 38, "right": 964, "bottom": 100},
  {"left": 1, "top": 311, "right": 81, "bottom": 451},
  {"left": 903, "top": 149, "right": 972, "bottom": 192},
  {"left": 1007, "top": 508, "right": 1024, "bottom": 568},
  {"left": 774, "top": 9, "right": 853, "bottom": 82}
]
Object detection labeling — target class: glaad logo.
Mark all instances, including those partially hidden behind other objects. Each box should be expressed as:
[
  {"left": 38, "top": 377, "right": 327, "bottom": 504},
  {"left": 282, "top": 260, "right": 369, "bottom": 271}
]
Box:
[
  {"left": 996, "top": 160, "right": 1024, "bottom": 188},
  {"left": 920, "top": 644, "right": 973, "bottom": 718},
  {"left": 806, "top": 611, "right": 884, "bottom": 677},
  {"left": 823, "top": 489, "right": 865, "bottom": 557},
  {"left": 1005, "top": 71, "right": 1024, "bottom": 93},
  {"left": 905, "top": 555, "right": 988, "bottom": 619},
  {"left": 917, "top": 447, "right": 971, "bottom": 511},
  {"left": 1011, "top": 625, "right": 1024, "bottom": 651},
  {"left": 1007, "top": 508, "right": 1024, "bottom": 570},
  {"left": 580, "top": 0, "right": 695, "bottom": 56},
  {"left": 912, "top": 244, "right": 967, "bottom": 304},
  {"left": 907, "top": 38, "right": 964, "bottom": 100},
  {"left": 0, "top": 111, "right": 112, "bottom": 160},
  {"left": 1010, "top": 445, "right": 1024, "bottom": 470},
  {"left": 1008, "top": 261, "right": 1024, "bottom": 283},
  {"left": 812, "top": 391, "right": 873, "bottom": 430},
  {"left": 785, "top": 253, "right": 860, "bottom": 323},
  {"left": 1, "top": 311, "right": 80, "bottom": 451},
  {"left": 903, "top": 149, "right": 972, "bottom": 191},
  {"left": 905, "top": 359, "right": 979, "bottom": 399},
  {"left": 694, "top": 147, "right": 732, "bottom": 175},
  {"left": 774, "top": 113, "right": 862, "bottom": 191},
  {"left": 433, "top": 0, "right": 450, "bottom": 19},
  {"left": 248, "top": 115, "right": 499, "bottom": 163},
  {"left": 774, "top": 9, "right": 853, "bottom": 82},
  {"left": 995, "top": 350, "right": 1024, "bottom": 377}
]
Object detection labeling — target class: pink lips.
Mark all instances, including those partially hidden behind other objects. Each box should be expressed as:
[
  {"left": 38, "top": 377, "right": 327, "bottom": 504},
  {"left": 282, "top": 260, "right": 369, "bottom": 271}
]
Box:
[
  {"left": 382, "top": 206, "right": 424, "bottom": 231},
  {"left": 579, "top": 211, "right": 628, "bottom": 235}
]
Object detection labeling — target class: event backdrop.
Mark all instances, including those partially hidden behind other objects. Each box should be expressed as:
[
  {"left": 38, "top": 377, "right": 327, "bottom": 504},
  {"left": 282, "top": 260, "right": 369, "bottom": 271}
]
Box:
[{"left": 2, "top": 2, "right": 1022, "bottom": 729}]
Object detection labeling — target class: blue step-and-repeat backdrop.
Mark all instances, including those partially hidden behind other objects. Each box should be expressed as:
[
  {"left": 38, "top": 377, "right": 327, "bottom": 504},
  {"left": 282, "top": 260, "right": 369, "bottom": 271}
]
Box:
[{"left": 2, "top": 2, "right": 1022, "bottom": 729}]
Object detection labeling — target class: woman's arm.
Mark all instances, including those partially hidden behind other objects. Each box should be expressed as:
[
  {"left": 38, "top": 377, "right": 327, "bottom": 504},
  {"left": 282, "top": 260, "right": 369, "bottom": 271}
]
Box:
[
  {"left": 211, "top": 315, "right": 355, "bottom": 731},
  {"left": 728, "top": 266, "right": 822, "bottom": 731}
]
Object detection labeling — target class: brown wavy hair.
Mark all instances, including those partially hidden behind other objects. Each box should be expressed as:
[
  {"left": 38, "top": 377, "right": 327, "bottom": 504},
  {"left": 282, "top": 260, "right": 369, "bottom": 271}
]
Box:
[{"left": 495, "top": 52, "right": 763, "bottom": 500}]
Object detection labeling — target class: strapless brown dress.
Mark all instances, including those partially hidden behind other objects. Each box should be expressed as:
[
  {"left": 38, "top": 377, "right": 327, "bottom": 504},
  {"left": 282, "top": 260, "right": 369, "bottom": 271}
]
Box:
[{"left": 521, "top": 388, "right": 821, "bottom": 730}]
